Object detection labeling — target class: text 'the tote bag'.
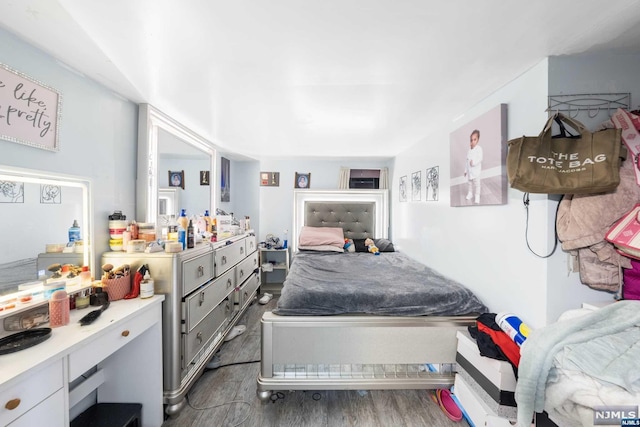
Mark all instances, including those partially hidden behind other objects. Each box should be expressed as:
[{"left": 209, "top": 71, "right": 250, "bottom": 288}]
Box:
[{"left": 507, "top": 113, "right": 624, "bottom": 194}]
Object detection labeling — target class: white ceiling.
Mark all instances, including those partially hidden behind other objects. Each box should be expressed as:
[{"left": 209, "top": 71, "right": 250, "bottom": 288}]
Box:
[{"left": 2, "top": 0, "right": 640, "bottom": 160}]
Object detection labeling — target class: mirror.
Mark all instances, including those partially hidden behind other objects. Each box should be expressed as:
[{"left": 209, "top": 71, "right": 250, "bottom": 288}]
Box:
[
  {"left": 0, "top": 165, "right": 92, "bottom": 297},
  {"left": 137, "top": 104, "right": 216, "bottom": 228}
]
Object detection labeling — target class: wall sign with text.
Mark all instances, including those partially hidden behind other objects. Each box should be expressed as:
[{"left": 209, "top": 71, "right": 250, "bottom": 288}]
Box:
[{"left": 0, "top": 63, "right": 62, "bottom": 151}]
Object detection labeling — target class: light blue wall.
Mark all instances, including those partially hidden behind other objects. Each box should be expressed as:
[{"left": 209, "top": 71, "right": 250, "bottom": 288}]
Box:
[
  {"left": 158, "top": 155, "right": 211, "bottom": 217},
  {"left": 257, "top": 158, "right": 393, "bottom": 243},
  {"left": 0, "top": 27, "right": 138, "bottom": 271}
]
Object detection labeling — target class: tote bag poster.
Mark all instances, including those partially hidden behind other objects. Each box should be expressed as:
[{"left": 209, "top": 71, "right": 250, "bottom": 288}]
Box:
[
  {"left": 0, "top": 63, "right": 61, "bottom": 151},
  {"left": 449, "top": 104, "right": 507, "bottom": 207}
]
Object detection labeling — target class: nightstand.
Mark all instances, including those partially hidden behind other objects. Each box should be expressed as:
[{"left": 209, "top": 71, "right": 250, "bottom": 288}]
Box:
[{"left": 259, "top": 247, "right": 289, "bottom": 295}]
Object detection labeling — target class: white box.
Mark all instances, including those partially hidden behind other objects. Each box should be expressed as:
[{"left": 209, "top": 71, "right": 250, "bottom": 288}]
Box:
[
  {"left": 454, "top": 374, "right": 517, "bottom": 427},
  {"left": 457, "top": 366, "right": 517, "bottom": 420},
  {"left": 456, "top": 330, "right": 517, "bottom": 392}
]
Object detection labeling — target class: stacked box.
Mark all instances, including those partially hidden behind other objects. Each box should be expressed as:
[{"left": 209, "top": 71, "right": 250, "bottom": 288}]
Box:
[
  {"left": 454, "top": 374, "right": 518, "bottom": 427},
  {"left": 454, "top": 330, "right": 518, "bottom": 422}
]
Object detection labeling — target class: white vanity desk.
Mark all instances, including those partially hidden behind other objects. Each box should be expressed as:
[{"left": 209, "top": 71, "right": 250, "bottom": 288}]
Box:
[{"left": 0, "top": 295, "right": 164, "bottom": 427}]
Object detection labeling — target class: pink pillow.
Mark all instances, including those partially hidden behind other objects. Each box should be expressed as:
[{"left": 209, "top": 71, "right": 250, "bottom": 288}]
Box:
[{"left": 298, "top": 226, "right": 345, "bottom": 248}]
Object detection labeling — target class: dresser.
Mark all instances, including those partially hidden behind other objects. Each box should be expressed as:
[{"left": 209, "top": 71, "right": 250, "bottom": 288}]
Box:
[
  {"left": 102, "top": 233, "right": 259, "bottom": 416},
  {"left": 0, "top": 296, "right": 164, "bottom": 427}
]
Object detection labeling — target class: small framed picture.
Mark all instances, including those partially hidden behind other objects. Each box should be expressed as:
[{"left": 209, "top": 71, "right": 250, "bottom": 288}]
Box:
[
  {"left": 295, "top": 172, "right": 311, "bottom": 189},
  {"left": 260, "top": 171, "right": 280, "bottom": 186},
  {"left": 200, "top": 170, "right": 210, "bottom": 186},
  {"left": 168, "top": 170, "right": 185, "bottom": 189}
]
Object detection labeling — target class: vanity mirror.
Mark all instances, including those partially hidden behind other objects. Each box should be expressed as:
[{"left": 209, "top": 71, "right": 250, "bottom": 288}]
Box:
[
  {"left": 137, "top": 104, "right": 216, "bottom": 229},
  {"left": 0, "top": 165, "right": 92, "bottom": 297}
]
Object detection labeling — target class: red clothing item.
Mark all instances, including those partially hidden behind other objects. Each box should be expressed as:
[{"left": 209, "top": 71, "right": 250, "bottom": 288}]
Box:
[{"left": 477, "top": 321, "right": 521, "bottom": 367}]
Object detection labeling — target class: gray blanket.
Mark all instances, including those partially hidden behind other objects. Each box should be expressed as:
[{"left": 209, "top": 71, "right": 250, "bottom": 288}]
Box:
[{"left": 274, "top": 251, "right": 488, "bottom": 316}]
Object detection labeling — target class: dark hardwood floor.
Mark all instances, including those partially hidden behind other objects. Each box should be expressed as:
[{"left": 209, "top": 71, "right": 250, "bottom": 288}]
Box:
[{"left": 162, "top": 297, "right": 467, "bottom": 427}]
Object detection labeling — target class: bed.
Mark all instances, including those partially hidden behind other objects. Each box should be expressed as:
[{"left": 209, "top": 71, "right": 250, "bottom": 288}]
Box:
[
  {"left": 515, "top": 300, "right": 640, "bottom": 427},
  {"left": 256, "top": 189, "right": 488, "bottom": 401}
]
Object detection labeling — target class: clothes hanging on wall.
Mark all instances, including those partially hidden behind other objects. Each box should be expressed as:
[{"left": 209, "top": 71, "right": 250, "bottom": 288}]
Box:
[{"left": 556, "top": 156, "right": 640, "bottom": 291}]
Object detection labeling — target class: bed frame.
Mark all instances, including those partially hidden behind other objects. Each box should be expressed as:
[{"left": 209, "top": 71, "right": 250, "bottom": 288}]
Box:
[{"left": 256, "top": 189, "right": 475, "bottom": 401}]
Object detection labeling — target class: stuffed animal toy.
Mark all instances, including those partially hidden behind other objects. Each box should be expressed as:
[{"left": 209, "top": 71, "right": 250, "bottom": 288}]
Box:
[
  {"left": 364, "top": 238, "right": 380, "bottom": 255},
  {"left": 344, "top": 238, "right": 355, "bottom": 252}
]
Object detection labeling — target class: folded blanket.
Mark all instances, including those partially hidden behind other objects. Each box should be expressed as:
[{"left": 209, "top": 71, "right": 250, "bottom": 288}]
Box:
[{"left": 515, "top": 300, "right": 640, "bottom": 426}]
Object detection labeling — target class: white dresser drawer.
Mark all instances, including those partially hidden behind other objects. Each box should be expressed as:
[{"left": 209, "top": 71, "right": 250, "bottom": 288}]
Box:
[
  {"left": 182, "top": 252, "right": 214, "bottom": 296},
  {"left": 8, "top": 388, "right": 65, "bottom": 427},
  {"left": 184, "top": 269, "right": 235, "bottom": 332},
  {"left": 236, "top": 252, "right": 258, "bottom": 285},
  {"left": 238, "top": 272, "right": 260, "bottom": 309},
  {"left": 214, "top": 241, "right": 246, "bottom": 277},
  {"left": 183, "top": 298, "right": 233, "bottom": 367},
  {"left": 245, "top": 235, "right": 258, "bottom": 255},
  {"left": 0, "top": 359, "right": 63, "bottom": 426},
  {"left": 68, "top": 306, "right": 157, "bottom": 380}
]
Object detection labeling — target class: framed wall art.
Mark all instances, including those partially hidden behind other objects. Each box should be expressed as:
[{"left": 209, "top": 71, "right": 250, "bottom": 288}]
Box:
[
  {"left": 425, "top": 166, "right": 439, "bottom": 201},
  {"left": 168, "top": 170, "right": 185, "bottom": 189},
  {"left": 399, "top": 175, "right": 407, "bottom": 202},
  {"left": 0, "top": 63, "right": 62, "bottom": 151},
  {"left": 449, "top": 104, "right": 508, "bottom": 207},
  {"left": 0, "top": 180, "right": 24, "bottom": 203},
  {"left": 40, "top": 184, "right": 62, "bottom": 204},
  {"left": 295, "top": 173, "right": 310, "bottom": 189},
  {"left": 221, "top": 157, "right": 230, "bottom": 202},
  {"left": 411, "top": 171, "right": 421, "bottom": 201},
  {"left": 260, "top": 172, "right": 280, "bottom": 187},
  {"left": 200, "top": 170, "right": 210, "bottom": 186}
]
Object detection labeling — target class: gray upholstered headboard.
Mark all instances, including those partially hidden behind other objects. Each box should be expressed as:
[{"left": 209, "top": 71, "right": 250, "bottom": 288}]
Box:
[
  {"left": 292, "top": 189, "right": 389, "bottom": 252},
  {"left": 304, "top": 202, "right": 375, "bottom": 240}
]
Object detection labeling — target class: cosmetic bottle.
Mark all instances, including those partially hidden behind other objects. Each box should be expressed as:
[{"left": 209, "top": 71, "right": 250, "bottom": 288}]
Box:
[
  {"left": 211, "top": 218, "right": 217, "bottom": 242},
  {"left": 187, "top": 220, "right": 195, "bottom": 249},
  {"left": 178, "top": 224, "right": 186, "bottom": 250},
  {"left": 178, "top": 209, "right": 189, "bottom": 232},
  {"left": 283, "top": 230, "right": 288, "bottom": 249},
  {"left": 122, "top": 226, "right": 131, "bottom": 250},
  {"left": 69, "top": 220, "right": 81, "bottom": 242},
  {"left": 140, "top": 271, "right": 154, "bottom": 299},
  {"left": 130, "top": 220, "right": 139, "bottom": 240},
  {"left": 75, "top": 289, "right": 90, "bottom": 309},
  {"left": 79, "top": 266, "right": 92, "bottom": 286},
  {"left": 204, "top": 210, "right": 212, "bottom": 233}
]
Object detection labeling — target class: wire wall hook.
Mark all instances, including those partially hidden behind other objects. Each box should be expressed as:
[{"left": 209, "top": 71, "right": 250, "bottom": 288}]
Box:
[{"left": 547, "top": 93, "right": 630, "bottom": 119}]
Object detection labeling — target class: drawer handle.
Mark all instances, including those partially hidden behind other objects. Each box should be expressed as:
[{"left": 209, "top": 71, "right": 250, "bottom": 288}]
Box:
[
  {"left": 250, "top": 242, "right": 254, "bottom": 248},
  {"left": 121, "top": 330, "right": 130, "bottom": 337},
  {"left": 244, "top": 291, "right": 248, "bottom": 299},
  {"left": 253, "top": 259, "right": 257, "bottom": 265},
  {"left": 197, "top": 265, "right": 204, "bottom": 277},
  {"left": 221, "top": 256, "right": 227, "bottom": 265},
  {"left": 199, "top": 292, "right": 205, "bottom": 306},
  {"left": 239, "top": 269, "right": 244, "bottom": 278},
  {"left": 240, "top": 247, "right": 244, "bottom": 254},
  {"left": 225, "top": 302, "right": 231, "bottom": 313},
  {"left": 226, "top": 279, "right": 232, "bottom": 288},
  {"left": 5, "top": 398, "right": 20, "bottom": 410},
  {"left": 197, "top": 331, "right": 202, "bottom": 344}
]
